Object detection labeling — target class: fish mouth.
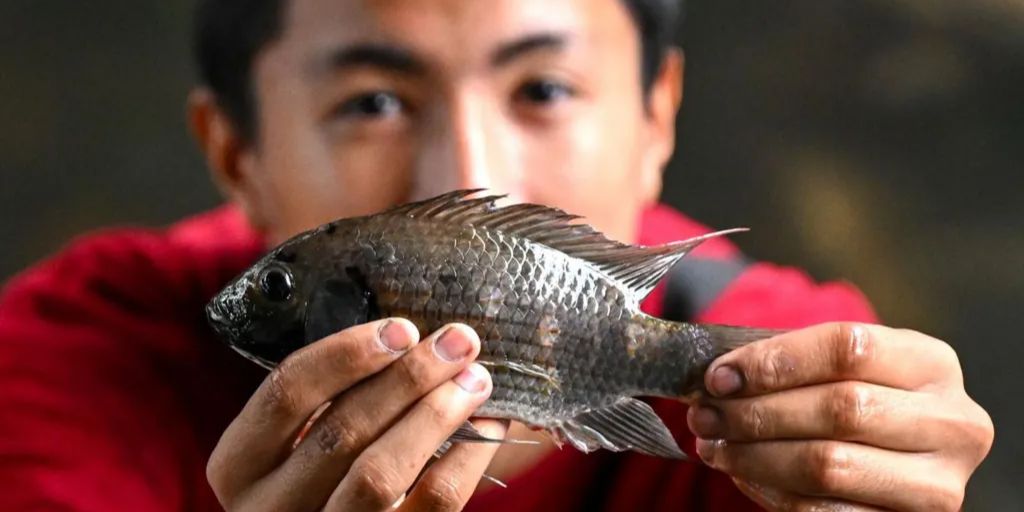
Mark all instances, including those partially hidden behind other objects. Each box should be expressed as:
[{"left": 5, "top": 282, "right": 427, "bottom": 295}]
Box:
[
  {"left": 206, "top": 298, "right": 253, "bottom": 341},
  {"left": 207, "top": 300, "right": 279, "bottom": 371},
  {"left": 205, "top": 300, "right": 231, "bottom": 335}
]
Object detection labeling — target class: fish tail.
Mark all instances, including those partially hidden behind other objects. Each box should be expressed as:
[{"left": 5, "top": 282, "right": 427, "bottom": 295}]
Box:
[
  {"left": 632, "top": 318, "right": 785, "bottom": 397},
  {"left": 681, "top": 324, "right": 785, "bottom": 395},
  {"left": 545, "top": 322, "right": 784, "bottom": 462}
]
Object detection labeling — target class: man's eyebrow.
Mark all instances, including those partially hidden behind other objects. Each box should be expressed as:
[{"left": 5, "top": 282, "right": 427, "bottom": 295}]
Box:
[
  {"left": 491, "top": 33, "right": 568, "bottom": 67},
  {"left": 313, "top": 43, "right": 427, "bottom": 76}
]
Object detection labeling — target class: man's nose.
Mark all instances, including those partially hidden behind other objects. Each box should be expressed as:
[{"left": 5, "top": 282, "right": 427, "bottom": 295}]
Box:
[{"left": 412, "top": 94, "right": 516, "bottom": 199}]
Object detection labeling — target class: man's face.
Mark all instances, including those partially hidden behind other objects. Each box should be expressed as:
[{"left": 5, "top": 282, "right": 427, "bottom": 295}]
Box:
[{"left": 202, "top": 0, "right": 682, "bottom": 246}]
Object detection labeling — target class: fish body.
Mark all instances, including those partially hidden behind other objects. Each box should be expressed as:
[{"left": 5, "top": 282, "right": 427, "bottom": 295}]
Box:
[{"left": 207, "top": 190, "right": 777, "bottom": 458}]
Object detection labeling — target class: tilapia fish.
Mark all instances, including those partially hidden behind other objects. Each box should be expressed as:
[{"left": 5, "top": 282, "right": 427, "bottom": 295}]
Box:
[{"left": 206, "top": 190, "right": 778, "bottom": 459}]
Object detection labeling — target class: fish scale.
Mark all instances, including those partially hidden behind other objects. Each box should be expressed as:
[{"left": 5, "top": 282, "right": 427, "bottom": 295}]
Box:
[
  {"left": 350, "top": 212, "right": 693, "bottom": 433},
  {"left": 207, "top": 190, "right": 782, "bottom": 459}
]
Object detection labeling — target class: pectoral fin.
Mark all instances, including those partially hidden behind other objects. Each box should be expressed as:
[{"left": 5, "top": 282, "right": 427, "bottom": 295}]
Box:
[
  {"left": 554, "top": 397, "right": 687, "bottom": 460},
  {"left": 432, "top": 421, "right": 538, "bottom": 489},
  {"left": 449, "top": 420, "right": 539, "bottom": 445},
  {"left": 429, "top": 442, "right": 508, "bottom": 488},
  {"left": 477, "top": 360, "right": 561, "bottom": 391}
]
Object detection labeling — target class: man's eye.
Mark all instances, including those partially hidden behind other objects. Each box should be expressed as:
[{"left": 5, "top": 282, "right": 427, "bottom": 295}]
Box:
[
  {"left": 515, "top": 79, "right": 575, "bottom": 105},
  {"left": 337, "top": 91, "right": 405, "bottom": 118}
]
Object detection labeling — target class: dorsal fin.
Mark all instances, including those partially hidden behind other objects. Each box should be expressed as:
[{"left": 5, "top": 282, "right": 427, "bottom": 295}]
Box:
[
  {"left": 585, "top": 228, "right": 748, "bottom": 299},
  {"left": 385, "top": 190, "right": 746, "bottom": 299}
]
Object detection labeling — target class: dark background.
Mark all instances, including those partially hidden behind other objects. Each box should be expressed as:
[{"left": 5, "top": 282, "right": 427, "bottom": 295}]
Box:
[{"left": 2, "top": 0, "right": 1020, "bottom": 507}]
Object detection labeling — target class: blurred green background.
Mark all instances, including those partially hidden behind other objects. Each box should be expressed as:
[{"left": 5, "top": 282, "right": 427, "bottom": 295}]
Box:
[{"left": 1, "top": 0, "right": 1020, "bottom": 507}]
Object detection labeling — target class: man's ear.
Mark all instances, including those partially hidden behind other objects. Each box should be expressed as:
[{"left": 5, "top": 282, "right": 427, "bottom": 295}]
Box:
[
  {"left": 639, "top": 48, "right": 685, "bottom": 205},
  {"left": 187, "top": 87, "right": 267, "bottom": 230}
]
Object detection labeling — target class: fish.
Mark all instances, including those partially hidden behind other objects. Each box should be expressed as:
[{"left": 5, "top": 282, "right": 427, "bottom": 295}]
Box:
[{"left": 206, "top": 189, "right": 781, "bottom": 460}]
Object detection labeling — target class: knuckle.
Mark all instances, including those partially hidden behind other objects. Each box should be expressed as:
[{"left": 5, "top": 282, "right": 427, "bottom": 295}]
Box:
[
  {"left": 900, "top": 328, "right": 963, "bottom": 378},
  {"left": 831, "top": 323, "right": 874, "bottom": 377},
  {"left": 753, "top": 346, "right": 793, "bottom": 391},
  {"left": 423, "top": 392, "right": 460, "bottom": 425},
  {"left": 331, "top": 324, "right": 377, "bottom": 358},
  {"left": 205, "top": 452, "right": 231, "bottom": 502},
  {"left": 419, "top": 474, "right": 464, "bottom": 511},
  {"left": 742, "top": 401, "right": 772, "bottom": 439},
  {"left": 323, "top": 337, "right": 378, "bottom": 379},
  {"left": 829, "top": 383, "right": 872, "bottom": 438},
  {"left": 938, "top": 489, "right": 966, "bottom": 512},
  {"left": 933, "top": 338, "right": 962, "bottom": 371},
  {"left": 923, "top": 482, "right": 965, "bottom": 512},
  {"left": 806, "top": 443, "right": 851, "bottom": 494},
  {"left": 394, "top": 352, "right": 435, "bottom": 395},
  {"left": 961, "top": 401, "right": 995, "bottom": 464},
  {"left": 348, "top": 458, "right": 405, "bottom": 510},
  {"left": 261, "top": 363, "right": 303, "bottom": 418},
  {"left": 976, "top": 409, "right": 996, "bottom": 458},
  {"left": 314, "top": 413, "right": 363, "bottom": 457}
]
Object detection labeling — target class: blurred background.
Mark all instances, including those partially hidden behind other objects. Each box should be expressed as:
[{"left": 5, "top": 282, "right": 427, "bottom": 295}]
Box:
[{"left": 1, "top": 0, "right": 1020, "bottom": 507}]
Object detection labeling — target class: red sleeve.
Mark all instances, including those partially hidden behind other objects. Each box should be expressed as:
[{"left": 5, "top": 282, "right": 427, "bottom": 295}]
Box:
[
  {"left": 699, "top": 262, "right": 879, "bottom": 327},
  {"left": 0, "top": 228, "right": 256, "bottom": 512}
]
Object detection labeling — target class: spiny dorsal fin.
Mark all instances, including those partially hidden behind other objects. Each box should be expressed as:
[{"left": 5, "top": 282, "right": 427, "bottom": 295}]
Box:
[
  {"left": 387, "top": 189, "right": 489, "bottom": 217},
  {"left": 385, "top": 190, "right": 746, "bottom": 299}
]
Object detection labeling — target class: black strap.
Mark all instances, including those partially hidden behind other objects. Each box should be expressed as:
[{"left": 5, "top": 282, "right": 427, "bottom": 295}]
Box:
[{"left": 661, "top": 256, "right": 752, "bottom": 322}]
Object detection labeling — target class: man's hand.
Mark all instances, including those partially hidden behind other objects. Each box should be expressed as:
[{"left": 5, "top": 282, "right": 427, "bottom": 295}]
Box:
[
  {"left": 207, "top": 319, "right": 504, "bottom": 512},
  {"left": 687, "top": 323, "right": 994, "bottom": 511}
]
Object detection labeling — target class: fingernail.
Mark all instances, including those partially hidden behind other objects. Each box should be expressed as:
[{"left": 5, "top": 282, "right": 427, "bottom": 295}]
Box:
[
  {"left": 689, "top": 405, "right": 722, "bottom": 437},
  {"left": 435, "top": 327, "right": 473, "bottom": 362},
  {"left": 454, "top": 363, "right": 489, "bottom": 393},
  {"left": 710, "top": 365, "right": 742, "bottom": 396},
  {"left": 695, "top": 438, "right": 725, "bottom": 465},
  {"left": 378, "top": 320, "right": 416, "bottom": 353}
]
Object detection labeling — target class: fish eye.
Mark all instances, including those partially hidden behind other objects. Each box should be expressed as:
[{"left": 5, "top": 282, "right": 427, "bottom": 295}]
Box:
[{"left": 258, "top": 265, "right": 293, "bottom": 302}]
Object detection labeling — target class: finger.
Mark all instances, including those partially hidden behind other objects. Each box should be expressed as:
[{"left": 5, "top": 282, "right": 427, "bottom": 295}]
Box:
[
  {"left": 251, "top": 324, "right": 481, "bottom": 511},
  {"left": 208, "top": 318, "right": 419, "bottom": 501},
  {"left": 696, "top": 439, "right": 966, "bottom": 511},
  {"left": 732, "top": 478, "right": 886, "bottom": 512},
  {"left": 401, "top": 419, "right": 509, "bottom": 511},
  {"left": 705, "top": 323, "right": 962, "bottom": 398},
  {"left": 325, "top": 363, "right": 494, "bottom": 511},
  {"left": 688, "top": 382, "right": 972, "bottom": 452}
]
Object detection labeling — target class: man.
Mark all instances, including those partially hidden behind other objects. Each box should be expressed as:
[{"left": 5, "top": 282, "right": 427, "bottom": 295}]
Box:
[{"left": 0, "top": 0, "right": 992, "bottom": 510}]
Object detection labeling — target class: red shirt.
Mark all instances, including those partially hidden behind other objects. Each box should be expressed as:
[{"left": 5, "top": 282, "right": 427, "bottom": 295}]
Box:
[{"left": 0, "top": 205, "right": 876, "bottom": 511}]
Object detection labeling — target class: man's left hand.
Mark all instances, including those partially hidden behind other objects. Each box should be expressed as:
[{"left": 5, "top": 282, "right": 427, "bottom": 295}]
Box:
[{"left": 687, "top": 323, "right": 994, "bottom": 511}]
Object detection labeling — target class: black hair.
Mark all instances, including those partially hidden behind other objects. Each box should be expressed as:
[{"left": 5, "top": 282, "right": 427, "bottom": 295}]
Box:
[{"left": 194, "top": 0, "right": 683, "bottom": 140}]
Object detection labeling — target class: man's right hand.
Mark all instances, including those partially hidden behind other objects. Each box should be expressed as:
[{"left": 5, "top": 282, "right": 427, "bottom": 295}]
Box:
[{"left": 207, "top": 319, "right": 503, "bottom": 511}]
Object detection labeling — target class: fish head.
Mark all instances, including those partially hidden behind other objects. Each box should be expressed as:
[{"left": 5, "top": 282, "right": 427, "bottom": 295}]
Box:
[{"left": 206, "top": 233, "right": 322, "bottom": 368}]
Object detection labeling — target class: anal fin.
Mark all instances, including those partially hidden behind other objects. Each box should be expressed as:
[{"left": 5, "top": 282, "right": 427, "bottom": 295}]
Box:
[{"left": 556, "top": 397, "right": 687, "bottom": 460}]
